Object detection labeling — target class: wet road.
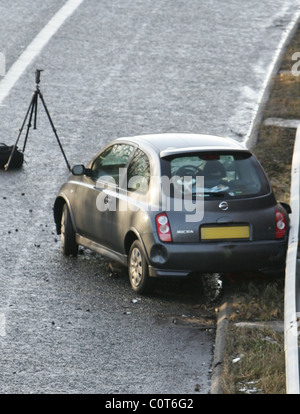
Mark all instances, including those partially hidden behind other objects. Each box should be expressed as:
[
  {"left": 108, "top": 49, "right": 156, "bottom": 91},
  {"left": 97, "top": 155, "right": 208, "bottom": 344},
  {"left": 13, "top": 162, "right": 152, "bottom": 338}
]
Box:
[{"left": 0, "top": 0, "right": 299, "bottom": 394}]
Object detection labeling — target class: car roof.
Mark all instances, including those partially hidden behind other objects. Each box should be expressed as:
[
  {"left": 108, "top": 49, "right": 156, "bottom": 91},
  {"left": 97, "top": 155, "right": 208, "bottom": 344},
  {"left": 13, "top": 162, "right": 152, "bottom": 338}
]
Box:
[{"left": 115, "top": 133, "right": 248, "bottom": 157}]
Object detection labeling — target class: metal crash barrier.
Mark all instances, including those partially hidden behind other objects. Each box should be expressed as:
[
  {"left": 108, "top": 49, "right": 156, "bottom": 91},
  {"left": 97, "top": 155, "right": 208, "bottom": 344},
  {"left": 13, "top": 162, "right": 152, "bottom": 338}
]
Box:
[{"left": 284, "top": 124, "right": 300, "bottom": 394}]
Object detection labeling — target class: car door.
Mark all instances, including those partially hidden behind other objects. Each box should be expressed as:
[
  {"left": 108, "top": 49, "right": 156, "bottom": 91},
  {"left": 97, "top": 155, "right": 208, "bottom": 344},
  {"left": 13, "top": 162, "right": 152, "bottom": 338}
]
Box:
[
  {"left": 74, "top": 143, "right": 135, "bottom": 247},
  {"left": 109, "top": 148, "right": 151, "bottom": 253}
]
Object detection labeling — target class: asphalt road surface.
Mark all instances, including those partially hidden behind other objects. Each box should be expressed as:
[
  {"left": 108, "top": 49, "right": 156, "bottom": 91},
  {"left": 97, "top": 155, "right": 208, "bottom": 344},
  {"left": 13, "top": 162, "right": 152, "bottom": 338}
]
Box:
[{"left": 0, "top": 0, "right": 298, "bottom": 394}]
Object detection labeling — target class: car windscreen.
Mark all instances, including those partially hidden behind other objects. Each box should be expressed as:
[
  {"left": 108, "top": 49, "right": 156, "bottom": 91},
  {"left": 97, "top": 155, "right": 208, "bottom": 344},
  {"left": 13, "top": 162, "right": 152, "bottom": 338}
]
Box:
[{"left": 160, "top": 151, "right": 271, "bottom": 199}]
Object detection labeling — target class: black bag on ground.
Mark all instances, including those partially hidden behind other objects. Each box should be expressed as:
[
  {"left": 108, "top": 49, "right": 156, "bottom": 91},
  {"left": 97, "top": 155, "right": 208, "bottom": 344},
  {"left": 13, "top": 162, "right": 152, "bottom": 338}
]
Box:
[{"left": 0, "top": 143, "right": 24, "bottom": 169}]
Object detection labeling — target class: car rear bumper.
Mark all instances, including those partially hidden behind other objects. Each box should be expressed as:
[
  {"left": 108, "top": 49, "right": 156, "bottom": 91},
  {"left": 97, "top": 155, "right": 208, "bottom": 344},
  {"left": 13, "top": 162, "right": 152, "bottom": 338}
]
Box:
[{"left": 147, "top": 239, "right": 288, "bottom": 277}]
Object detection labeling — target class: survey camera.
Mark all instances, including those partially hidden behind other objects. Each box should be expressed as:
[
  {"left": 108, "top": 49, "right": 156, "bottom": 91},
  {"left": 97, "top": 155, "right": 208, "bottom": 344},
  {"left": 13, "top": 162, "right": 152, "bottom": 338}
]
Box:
[{"left": 35, "top": 69, "right": 43, "bottom": 84}]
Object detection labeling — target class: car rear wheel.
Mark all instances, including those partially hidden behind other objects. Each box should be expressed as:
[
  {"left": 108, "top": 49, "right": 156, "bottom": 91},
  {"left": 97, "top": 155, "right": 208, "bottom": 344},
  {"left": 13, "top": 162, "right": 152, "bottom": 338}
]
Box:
[
  {"left": 128, "top": 240, "right": 152, "bottom": 294},
  {"left": 61, "top": 204, "right": 78, "bottom": 257}
]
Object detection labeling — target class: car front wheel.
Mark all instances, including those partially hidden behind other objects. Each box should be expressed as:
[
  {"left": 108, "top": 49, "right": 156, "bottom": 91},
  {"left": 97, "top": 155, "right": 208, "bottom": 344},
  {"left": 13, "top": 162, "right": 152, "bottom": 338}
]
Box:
[
  {"left": 128, "top": 240, "right": 152, "bottom": 294},
  {"left": 61, "top": 204, "right": 78, "bottom": 257}
]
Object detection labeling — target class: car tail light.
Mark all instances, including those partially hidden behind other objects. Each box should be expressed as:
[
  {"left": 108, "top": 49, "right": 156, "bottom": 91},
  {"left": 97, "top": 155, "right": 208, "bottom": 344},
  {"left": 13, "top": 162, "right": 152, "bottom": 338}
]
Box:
[
  {"left": 275, "top": 210, "right": 286, "bottom": 239},
  {"left": 156, "top": 213, "right": 172, "bottom": 242}
]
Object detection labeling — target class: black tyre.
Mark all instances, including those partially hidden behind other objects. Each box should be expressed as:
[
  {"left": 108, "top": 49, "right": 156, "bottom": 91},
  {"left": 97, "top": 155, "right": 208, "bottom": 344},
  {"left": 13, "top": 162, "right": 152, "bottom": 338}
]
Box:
[
  {"left": 61, "top": 204, "right": 78, "bottom": 257},
  {"left": 128, "top": 240, "right": 152, "bottom": 294}
]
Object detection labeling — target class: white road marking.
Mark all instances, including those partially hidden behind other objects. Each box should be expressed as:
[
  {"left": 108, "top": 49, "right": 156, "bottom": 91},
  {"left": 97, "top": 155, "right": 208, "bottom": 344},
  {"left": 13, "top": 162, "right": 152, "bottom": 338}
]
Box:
[{"left": 0, "top": 0, "right": 85, "bottom": 106}]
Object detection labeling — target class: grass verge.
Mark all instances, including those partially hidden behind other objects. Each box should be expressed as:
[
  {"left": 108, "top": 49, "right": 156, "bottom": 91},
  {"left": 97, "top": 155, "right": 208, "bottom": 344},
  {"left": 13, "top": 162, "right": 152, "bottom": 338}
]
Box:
[{"left": 221, "top": 280, "right": 285, "bottom": 394}]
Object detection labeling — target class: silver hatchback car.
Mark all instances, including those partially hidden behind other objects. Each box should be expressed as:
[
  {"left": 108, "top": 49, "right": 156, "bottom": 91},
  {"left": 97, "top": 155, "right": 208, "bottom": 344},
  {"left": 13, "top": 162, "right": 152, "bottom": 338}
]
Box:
[{"left": 53, "top": 133, "right": 289, "bottom": 293}]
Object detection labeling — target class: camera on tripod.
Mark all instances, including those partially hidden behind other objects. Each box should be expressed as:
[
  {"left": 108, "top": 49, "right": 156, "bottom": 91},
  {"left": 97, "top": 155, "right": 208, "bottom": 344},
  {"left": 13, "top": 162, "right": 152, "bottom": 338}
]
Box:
[
  {"left": 5, "top": 69, "right": 71, "bottom": 171},
  {"left": 35, "top": 68, "right": 43, "bottom": 85}
]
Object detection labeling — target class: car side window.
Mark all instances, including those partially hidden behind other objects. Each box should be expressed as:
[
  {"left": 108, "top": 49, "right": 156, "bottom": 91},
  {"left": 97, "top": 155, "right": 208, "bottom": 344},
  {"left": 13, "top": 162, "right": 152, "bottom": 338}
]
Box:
[
  {"left": 91, "top": 144, "right": 135, "bottom": 183},
  {"left": 127, "top": 149, "right": 150, "bottom": 193}
]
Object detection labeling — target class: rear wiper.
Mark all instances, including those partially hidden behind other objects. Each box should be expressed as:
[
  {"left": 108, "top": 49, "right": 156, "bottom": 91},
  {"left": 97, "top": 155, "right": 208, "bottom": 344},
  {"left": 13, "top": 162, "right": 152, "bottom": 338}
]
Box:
[
  {"left": 190, "top": 191, "right": 226, "bottom": 198},
  {"left": 203, "top": 191, "right": 226, "bottom": 198}
]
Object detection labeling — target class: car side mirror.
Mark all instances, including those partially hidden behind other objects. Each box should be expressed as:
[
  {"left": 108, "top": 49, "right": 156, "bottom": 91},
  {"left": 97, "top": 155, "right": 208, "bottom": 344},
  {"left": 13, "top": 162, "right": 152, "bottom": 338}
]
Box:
[
  {"left": 280, "top": 202, "right": 292, "bottom": 214},
  {"left": 72, "top": 164, "right": 85, "bottom": 175},
  {"left": 72, "top": 164, "right": 92, "bottom": 177}
]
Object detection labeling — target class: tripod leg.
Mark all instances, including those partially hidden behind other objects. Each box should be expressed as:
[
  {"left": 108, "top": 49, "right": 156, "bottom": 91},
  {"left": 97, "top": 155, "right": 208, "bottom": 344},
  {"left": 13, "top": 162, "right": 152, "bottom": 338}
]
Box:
[
  {"left": 23, "top": 92, "right": 38, "bottom": 152},
  {"left": 33, "top": 91, "right": 38, "bottom": 130},
  {"left": 5, "top": 92, "right": 37, "bottom": 171},
  {"left": 37, "top": 90, "right": 71, "bottom": 171}
]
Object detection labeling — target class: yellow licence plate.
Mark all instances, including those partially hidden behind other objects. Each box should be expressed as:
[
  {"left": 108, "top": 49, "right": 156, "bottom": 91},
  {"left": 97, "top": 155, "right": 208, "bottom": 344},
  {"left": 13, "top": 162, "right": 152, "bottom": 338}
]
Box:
[{"left": 201, "top": 225, "right": 250, "bottom": 240}]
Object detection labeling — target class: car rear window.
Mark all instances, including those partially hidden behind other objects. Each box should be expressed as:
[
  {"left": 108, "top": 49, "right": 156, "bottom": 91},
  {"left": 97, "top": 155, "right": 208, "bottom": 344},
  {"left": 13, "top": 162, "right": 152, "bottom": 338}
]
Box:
[{"left": 160, "top": 151, "right": 271, "bottom": 199}]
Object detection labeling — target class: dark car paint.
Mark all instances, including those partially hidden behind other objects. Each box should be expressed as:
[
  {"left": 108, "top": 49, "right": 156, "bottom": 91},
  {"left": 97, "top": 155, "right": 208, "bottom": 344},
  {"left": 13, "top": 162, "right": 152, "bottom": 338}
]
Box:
[{"left": 54, "top": 134, "right": 289, "bottom": 277}]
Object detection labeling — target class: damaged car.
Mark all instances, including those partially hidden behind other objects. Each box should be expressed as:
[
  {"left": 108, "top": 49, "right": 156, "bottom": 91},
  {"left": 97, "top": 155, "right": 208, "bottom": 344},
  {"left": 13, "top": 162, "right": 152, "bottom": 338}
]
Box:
[{"left": 53, "top": 133, "right": 290, "bottom": 293}]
